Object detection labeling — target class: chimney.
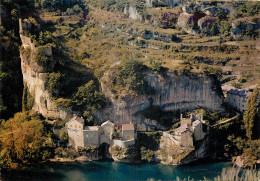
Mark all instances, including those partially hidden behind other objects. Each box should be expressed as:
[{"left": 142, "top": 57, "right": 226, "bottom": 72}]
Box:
[
  {"left": 190, "top": 114, "right": 194, "bottom": 121},
  {"left": 180, "top": 114, "right": 183, "bottom": 120}
]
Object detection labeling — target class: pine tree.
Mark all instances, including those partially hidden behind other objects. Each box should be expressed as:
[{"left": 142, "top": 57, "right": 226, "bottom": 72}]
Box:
[
  {"left": 244, "top": 87, "right": 259, "bottom": 140},
  {"left": 38, "top": 31, "right": 44, "bottom": 46}
]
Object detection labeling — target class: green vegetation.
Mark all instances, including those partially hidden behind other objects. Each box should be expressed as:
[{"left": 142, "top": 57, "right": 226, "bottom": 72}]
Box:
[
  {"left": 34, "top": 47, "right": 53, "bottom": 67},
  {"left": 0, "top": 112, "right": 55, "bottom": 169},
  {"left": 73, "top": 80, "right": 106, "bottom": 111},
  {"left": 243, "top": 87, "right": 259, "bottom": 140},
  {"left": 136, "top": 132, "right": 162, "bottom": 162},
  {"left": 22, "top": 85, "right": 35, "bottom": 112},
  {"left": 112, "top": 59, "right": 151, "bottom": 95},
  {"left": 232, "top": 2, "right": 260, "bottom": 19},
  {"left": 45, "top": 72, "right": 63, "bottom": 96},
  {"left": 213, "top": 88, "right": 260, "bottom": 167}
]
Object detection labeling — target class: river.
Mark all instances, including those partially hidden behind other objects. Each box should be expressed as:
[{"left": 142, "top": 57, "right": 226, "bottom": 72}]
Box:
[{"left": 1, "top": 161, "right": 233, "bottom": 181}]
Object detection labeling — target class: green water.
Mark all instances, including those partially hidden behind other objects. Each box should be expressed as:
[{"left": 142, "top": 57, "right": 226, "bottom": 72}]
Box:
[{"left": 2, "top": 161, "right": 233, "bottom": 181}]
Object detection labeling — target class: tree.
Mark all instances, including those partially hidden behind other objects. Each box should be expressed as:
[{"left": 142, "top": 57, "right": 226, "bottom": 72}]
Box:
[
  {"left": 243, "top": 87, "right": 259, "bottom": 140},
  {"left": 210, "top": 24, "right": 219, "bottom": 36},
  {"left": 74, "top": 80, "right": 106, "bottom": 111},
  {"left": 0, "top": 112, "right": 55, "bottom": 168},
  {"left": 45, "top": 72, "right": 64, "bottom": 96}
]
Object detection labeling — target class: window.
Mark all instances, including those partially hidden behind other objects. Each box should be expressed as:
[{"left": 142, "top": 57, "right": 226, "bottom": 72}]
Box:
[
  {"left": 70, "top": 125, "right": 72, "bottom": 127},
  {"left": 75, "top": 125, "right": 77, "bottom": 128},
  {"left": 79, "top": 126, "right": 81, "bottom": 128}
]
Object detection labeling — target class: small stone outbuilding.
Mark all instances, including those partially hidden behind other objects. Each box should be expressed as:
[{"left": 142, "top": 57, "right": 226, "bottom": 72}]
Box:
[{"left": 122, "top": 124, "right": 135, "bottom": 140}]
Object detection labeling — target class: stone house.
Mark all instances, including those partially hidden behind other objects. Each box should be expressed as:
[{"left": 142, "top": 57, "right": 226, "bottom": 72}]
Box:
[
  {"left": 192, "top": 120, "right": 207, "bottom": 141},
  {"left": 222, "top": 85, "right": 252, "bottom": 112},
  {"left": 100, "top": 120, "right": 115, "bottom": 145},
  {"left": 66, "top": 116, "right": 136, "bottom": 149},
  {"left": 174, "top": 124, "right": 193, "bottom": 147},
  {"left": 66, "top": 116, "right": 85, "bottom": 149},
  {"left": 122, "top": 124, "right": 135, "bottom": 140},
  {"left": 83, "top": 126, "right": 102, "bottom": 147},
  {"left": 172, "top": 114, "right": 208, "bottom": 147}
]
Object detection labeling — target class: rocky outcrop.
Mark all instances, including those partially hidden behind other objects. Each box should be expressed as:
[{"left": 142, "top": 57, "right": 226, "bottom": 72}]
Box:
[
  {"left": 109, "top": 145, "right": 140, "bottom": 163},
  {"left": 124, "top": 5, "right": 142, "bottom": 21},
  {"left": 198, "top": 16, "right": 218, "bottom": 30},
  {"left": 19, "top": 19, "right": 74, "bottom": 121},
  {"left": 97, "top": 66, "right": 224, "bottom": 125},
  {"left": 159, "top": 132, "right": 210, "bottom": 165},
  {"left": 177, "top": 12, "right": 204, "bottom": 35},
  {"left": 231, "top": 16, "right": 260, "bottom": 38},
  {"left": 158, "top": 12, "right": 179, "bottom": 29}
]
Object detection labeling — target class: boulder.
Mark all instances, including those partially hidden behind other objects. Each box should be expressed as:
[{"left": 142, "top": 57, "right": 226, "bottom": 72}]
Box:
[
  {"left": 198, "top": 16, "right": 218, "bottom": 29},
  {"left": 177, "top": 12, "right": 205, "bottom": 35}
]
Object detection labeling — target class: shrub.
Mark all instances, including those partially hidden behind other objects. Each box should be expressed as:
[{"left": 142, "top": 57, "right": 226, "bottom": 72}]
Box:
[
  {"left": 112, "top": 59, "right": 152, "bottom": 94},
  {"left": 34, "top": 47, "right": 53, "bottom": 67},
  {"left": 45, "top": 72, "right": 64, "bottom": 96},
  {"left": 73, "top": 80, "right": 106, "bottom": 111},
  {"left": 220, "top": 21, "right": 232, "bottom": 36},
  {"left": 55, "top": 98, "right": 73, "bottom": 109},
  {"left": 202, "top": 65, "right": 223, "bottom": 80},
  {"left": 0, "top": 112, "right": 55, "bottom": 168},
  {"left": 171, "top": 33, "right": 178, "bottom": 41}
]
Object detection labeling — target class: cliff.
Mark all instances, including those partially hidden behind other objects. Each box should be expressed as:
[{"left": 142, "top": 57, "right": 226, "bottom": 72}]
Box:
[
  {"left": 96, "top": 65, "right": 223, "bottom": 126},
  {"left": 159, "top": 132, "right": 210, "bottom": 165},
  {"left": 19, "top": 19, "right": 74, "bottom": 121},
  {"left": 109, "top": 145, "right": 140, "bottom": 163},
  {"left": 19, "top": 17, "right": 223, "bottom": 124},
  {"left": 124, "top": 5, "right": 142, "bottom": 21}
]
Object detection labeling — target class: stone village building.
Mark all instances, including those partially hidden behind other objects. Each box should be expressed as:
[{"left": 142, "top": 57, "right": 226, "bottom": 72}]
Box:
[
  {"left": 163, "top": 114, "right": 209, "bottom": 148},
  {"left": 66, "top": 116, "right": 136, "bottom": 149},
  {"left": 222, "top": 85, "right": 252, "bottom": 112}
]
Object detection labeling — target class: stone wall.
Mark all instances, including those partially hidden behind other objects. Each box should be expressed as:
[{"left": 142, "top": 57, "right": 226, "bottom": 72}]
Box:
[
  {"left": 113, "top": 139, "right": 135, "bottom": 148},
  {"left": 83, "top": 130, "right": 100, "bottom": 147}
]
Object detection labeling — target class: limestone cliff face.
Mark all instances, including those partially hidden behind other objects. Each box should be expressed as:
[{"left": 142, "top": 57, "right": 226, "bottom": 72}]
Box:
[
  {"left": 124, "top": 5, "right": 142, "bottom": 21},
  {"left": 97, "top": 69, "right": 223, "bottom": 125},
  {"left": 19, "top": 20, "right": 73, "bottom": 121},
  {"left": 159, "top": 132, "right": 210, "bottom": 165},
  {"left": 109, "top": 145, "right": 140, "bottom": 163}
]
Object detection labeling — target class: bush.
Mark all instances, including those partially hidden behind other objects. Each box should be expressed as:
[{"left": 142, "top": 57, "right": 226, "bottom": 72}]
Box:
[
  {"left": 0, "top": 112, "right": 55, "bottom": 168},
  {"left": 45, "top": 72, "right": 64, "bottom": 96},
  {"left": 171, "top": 33, "right": 178, "bottom": 41},
  {"left": 202, "top": 65, "right": 223, "bottom": 80},
  {"left": 34, "top": 47, "right": 53, "bottom": 67},
  {"left": 55, "top": 98, "right": 73, "bottom": 109},
  {"left": 112, "top": 59, "right": 151, "bottom": 94},
  {"left": 73, "top": 80, "right": 106, "bottom": 111},
  {"left": 220, "top": 21, "right": 232, "bottom": 36}
]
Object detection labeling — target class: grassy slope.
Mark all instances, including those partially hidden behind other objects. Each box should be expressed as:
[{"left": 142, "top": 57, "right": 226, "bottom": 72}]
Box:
[{"left": 40, "top": 4, "right": 259, "bottom": 89}]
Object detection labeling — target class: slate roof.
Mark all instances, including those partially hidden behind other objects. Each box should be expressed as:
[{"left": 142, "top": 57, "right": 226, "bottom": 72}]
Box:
[
  {"left": 222, "top": 85, "right": 251, "bottom": 97},
  {"left": 228, "top": 89, "right": 251, "bottom": 97},
  {"left": 122, "top": 124, "right": 134, "bottom": 131}
]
